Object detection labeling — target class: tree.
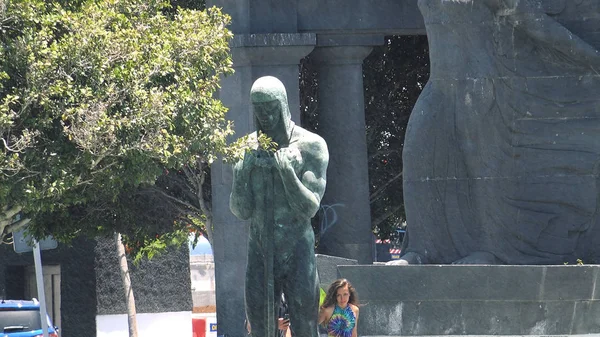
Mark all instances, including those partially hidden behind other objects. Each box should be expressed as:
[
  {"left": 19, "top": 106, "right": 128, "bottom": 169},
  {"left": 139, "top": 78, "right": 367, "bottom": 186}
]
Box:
[
  {"left": 1, "top": 1, "right": 233, "bottom": 336},
  {"left": 363, "top": 35, "right": 429, "bottom": 240},
  {"left": 0, "top": 0, "right": 233, "bottom": 248}
]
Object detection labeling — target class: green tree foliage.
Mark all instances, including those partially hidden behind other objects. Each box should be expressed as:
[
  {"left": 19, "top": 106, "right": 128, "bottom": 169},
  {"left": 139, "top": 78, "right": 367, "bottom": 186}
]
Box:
[
  {"left": 0, "top": 0, "right": 233, "bottom": 254},
  {"left": 363, "top": 35, "right": 429, "bottom": 240},
  {"left": 301, "top": 36, "right": 429, "bottom": 242}
]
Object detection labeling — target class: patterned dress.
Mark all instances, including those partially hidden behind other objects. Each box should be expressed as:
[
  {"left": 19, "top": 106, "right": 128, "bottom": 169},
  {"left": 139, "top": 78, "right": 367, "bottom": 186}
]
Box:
[{"left": 327, "top": 304, "right": 355, "bottom": 337}]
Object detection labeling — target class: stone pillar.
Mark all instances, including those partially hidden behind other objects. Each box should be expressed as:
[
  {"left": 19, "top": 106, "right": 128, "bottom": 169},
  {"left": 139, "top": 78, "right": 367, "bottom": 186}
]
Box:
[
  {"left": 311, "top": 41, "right": 376, "bottom": 264},
  {"left": 210, "top": 33, "right": 315, "bottom": 337}
]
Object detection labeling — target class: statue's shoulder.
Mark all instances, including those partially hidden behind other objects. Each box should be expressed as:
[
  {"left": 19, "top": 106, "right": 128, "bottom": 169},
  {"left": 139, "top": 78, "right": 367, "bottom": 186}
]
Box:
[{"left": 294, "top": 126, "right": 327, "bottom": 150}]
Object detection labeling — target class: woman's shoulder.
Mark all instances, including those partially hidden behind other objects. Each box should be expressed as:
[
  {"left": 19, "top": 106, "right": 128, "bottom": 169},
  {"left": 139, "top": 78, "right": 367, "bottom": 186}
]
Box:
[
  {"left": 318, "top": 305, "right": 335, "bottom": 325},
  {"left": 349, "top": 304, "right": 359, "bottom": 316},
  {"left": 319, "top": 305, "right": 335, "bottom": 317}
]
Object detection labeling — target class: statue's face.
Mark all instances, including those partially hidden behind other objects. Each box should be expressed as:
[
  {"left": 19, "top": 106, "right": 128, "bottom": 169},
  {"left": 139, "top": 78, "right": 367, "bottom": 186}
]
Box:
[{"left": 252, "top": 100, "right": 281, "bottom": 131}]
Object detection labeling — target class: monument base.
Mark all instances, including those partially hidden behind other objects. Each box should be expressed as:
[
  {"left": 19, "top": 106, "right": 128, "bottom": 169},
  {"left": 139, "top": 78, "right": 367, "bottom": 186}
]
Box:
[{"left": 336, "top": 264, "right": 600, "bottom": 336}]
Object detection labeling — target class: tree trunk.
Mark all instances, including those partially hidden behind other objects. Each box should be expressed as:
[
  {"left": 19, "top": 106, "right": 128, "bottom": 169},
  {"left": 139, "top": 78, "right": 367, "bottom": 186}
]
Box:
[{"left": 116, "top": 232, "right": 138, "bottom": 337}]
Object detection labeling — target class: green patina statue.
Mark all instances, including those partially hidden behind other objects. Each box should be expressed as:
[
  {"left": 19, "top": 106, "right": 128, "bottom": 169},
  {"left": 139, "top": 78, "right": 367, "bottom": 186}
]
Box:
[{"left": 230, "top": 76, "right": 328, "bottom": 337}]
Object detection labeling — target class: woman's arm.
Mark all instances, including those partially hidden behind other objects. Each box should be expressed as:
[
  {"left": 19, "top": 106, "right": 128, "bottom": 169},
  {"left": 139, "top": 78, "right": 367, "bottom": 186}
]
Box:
[
  {"left": 351, "top": 305, "right": 360, "bottom": 337},
  {"left": 318, "top": 306, "right": 334, "bottom": 325}
]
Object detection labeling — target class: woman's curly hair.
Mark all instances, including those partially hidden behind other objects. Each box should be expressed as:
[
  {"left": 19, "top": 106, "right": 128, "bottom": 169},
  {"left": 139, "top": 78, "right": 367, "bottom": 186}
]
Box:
[{"left": 321, "top": 278, "right": 359, "bottom": 308}]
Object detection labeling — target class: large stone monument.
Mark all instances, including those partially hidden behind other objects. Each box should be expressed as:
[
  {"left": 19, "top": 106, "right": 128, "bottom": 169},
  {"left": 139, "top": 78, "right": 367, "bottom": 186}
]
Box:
[
  {"left": 400, "top": 0, "right": 600, "bottom": 265},
  {"left": 230, "top": 76, "right": 328, "bottom": 337}
]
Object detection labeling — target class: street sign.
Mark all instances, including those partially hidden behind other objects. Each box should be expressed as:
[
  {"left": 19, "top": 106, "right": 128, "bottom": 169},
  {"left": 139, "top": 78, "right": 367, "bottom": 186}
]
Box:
[
  {"left": 33, "top": 241, "right": 50, "bottom": 337},
  {"left": 13, "top": 228, "right": 58, "bottom": 253}
]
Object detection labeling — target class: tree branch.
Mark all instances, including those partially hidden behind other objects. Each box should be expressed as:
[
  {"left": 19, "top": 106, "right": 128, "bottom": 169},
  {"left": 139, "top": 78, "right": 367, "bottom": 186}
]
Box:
[
  {"left": 370, "top": 170, "right": 403, "bottom": 204},
  {"left": 371, "top": 205, "right": 402, "bottom": 229}
]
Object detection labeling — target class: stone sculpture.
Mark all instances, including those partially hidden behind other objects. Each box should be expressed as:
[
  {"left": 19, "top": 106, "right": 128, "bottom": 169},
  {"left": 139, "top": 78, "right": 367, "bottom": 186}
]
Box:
[
  {"left": 230, "top": 76, "right": 328, "bottom": 337},
  {"left": 400, "top": 0, "right": 600, "bottom": 265}
]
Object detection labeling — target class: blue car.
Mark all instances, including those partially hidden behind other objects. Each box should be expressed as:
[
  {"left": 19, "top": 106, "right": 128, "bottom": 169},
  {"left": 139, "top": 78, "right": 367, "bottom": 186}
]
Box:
[{"left": 0, "top": 299, "right": 59, "bottom": 337}]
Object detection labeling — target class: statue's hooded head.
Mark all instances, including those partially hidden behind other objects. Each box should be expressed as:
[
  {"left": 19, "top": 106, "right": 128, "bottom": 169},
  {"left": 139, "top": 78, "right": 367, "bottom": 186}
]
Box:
[{"left": 250, "top": 76, "right": 293, "bottom": 140}]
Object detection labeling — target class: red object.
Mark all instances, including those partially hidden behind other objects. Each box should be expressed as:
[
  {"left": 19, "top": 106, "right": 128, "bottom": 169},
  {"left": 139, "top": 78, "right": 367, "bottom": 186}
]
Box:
[{"left": 193, "top": 318, "right": 206, "bottom": 337}]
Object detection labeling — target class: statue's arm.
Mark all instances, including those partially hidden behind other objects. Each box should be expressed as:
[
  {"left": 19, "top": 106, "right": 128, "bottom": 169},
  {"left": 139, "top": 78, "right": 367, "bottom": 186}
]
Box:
[
  {"left": 229, "top": 153, "right": 255, "bottom": 220},
  {"left": 275, "top": 138, "right": 328, "bottom": 218},
  {"left": 491, "top": 0, "right": 600, "bottom": 65}
]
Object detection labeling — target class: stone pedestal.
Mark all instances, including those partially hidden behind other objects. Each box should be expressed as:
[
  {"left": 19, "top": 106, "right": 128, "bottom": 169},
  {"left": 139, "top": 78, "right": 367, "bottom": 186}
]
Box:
[
  {"left": 337, "top": 264, "right": 600, "bottom": 336},
  {"left": 311, "top": 44, "right": 375, "bottom": 264},
  {"left": 210, "top": 33, "right": 315, "bottom": 337},
  {"left": 315, "top": 254, "right": 358, "bottom": 290}
]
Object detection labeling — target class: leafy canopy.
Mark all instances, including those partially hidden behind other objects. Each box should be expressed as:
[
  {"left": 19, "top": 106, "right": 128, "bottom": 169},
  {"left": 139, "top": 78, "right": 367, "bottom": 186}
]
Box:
[{"left": 0, "top": 0, "right": 233, "bottom": 244}]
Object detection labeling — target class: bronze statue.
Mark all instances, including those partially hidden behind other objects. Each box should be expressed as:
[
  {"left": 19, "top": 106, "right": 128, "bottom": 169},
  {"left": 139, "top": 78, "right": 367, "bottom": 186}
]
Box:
[{"left": 230, "top": 76, "right": 328, "bottom": 337}]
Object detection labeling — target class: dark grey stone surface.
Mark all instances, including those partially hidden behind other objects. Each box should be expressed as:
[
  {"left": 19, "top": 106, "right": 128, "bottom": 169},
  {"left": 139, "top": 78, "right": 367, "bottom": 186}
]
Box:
[
  {"left": 401, "top": 0, "right": 600, "bottom": 265},
  {"left": 312, "top": 46, "right": 375, "bottom": 265},
  {"left": 298, "top": 0, "right": 424, "bottom": 35},
  {"left": 0, "top": 237, "right": 97, "bottom": 337},
  {"left": 210, "top": 161, "right": 249, "bottom": 337},
  {"left": 541, "top": 266, "right": 599, "bottom": 301},
  {"left": 315, "top": 254, "right": 357, "bottom": 290},
  {"left": 208, "top": 0, "right": 425, "bottom": 36},
  {"left": 231, "top": 33, "right": 315, "bottom": 49},
  {"left": 572, "top": 300, "right": 600, "bottom": 334},
  {"left": 94, "top": 236, "right": 192, "bottom": 314},
  {"left": 519, "top": 301, "right": 575, "bottom": 335},
  {"left": 336, "top": 264, "right": 600, "bottom": 336}
]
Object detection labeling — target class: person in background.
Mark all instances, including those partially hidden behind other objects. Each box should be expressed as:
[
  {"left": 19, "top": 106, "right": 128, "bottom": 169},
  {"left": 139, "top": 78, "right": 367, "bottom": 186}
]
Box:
[
  {"left": 318, "top": 279, "right": 359, "bottom": 337},
  {"left": 277, "top": 293, "right": 292, "bottom": 337},
  {"left": 246, "top": 293, "right": 292, "bottom": 337}
]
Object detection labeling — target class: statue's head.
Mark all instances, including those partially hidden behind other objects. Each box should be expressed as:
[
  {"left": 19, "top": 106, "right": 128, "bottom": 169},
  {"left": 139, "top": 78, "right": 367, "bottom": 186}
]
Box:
[{"left": 250, "top": 76, "right": 292, "bottom": 135}]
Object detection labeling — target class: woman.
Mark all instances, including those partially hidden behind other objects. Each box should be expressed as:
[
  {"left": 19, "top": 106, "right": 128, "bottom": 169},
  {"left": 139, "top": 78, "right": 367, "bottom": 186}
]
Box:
[{"left": 318, "top": 279, "right": 359, "bottom": 337}]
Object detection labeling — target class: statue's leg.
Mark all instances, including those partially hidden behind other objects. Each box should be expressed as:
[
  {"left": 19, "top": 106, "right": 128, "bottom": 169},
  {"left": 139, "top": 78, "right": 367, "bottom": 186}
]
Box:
[
  {"left": 284, "top": 234, "right": 319, "bottom": 337},
  {"left": 246, "top": 238, "right": 276, "bottom": 337}
]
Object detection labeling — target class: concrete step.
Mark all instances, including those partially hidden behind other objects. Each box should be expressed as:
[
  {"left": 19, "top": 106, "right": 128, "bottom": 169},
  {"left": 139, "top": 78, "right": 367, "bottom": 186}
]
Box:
[{"left": 339, "top": 264, "right": 600, "bottom": 336}]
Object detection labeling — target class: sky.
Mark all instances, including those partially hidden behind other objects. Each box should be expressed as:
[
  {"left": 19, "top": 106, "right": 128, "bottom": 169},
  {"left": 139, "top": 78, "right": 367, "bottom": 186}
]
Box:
[{"left": 189, "top": 234, "right": 213, "bottom": 255}]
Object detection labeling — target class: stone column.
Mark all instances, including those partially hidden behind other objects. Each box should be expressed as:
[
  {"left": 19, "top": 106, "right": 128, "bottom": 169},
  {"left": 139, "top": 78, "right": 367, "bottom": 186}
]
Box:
[
  {"left": 211, "top": 33, "right": 315, "bottom": 337},
  {"left": 311, "top": 40, "right": 377, "bottom": 264}
]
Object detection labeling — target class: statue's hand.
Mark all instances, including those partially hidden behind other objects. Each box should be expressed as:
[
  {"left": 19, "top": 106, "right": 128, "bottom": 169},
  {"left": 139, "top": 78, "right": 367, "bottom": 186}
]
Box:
[
  {"left": 235, "top": 150, "right": 257, "bottom": 173},
  {"left": 274, "top": 147, "right": 303, "bottom": 174}
]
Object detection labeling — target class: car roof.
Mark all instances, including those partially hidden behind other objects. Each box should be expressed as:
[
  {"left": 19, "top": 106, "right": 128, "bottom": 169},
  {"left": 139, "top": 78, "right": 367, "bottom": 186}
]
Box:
[{"left": 0, "top": 299, "right": 40, "bottom": 310}]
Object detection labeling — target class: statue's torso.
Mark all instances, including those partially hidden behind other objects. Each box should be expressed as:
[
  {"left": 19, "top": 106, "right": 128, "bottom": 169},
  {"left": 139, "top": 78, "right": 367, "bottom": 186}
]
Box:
[{"left": 247, "top": 132, "right": 319, "bottom": 246}]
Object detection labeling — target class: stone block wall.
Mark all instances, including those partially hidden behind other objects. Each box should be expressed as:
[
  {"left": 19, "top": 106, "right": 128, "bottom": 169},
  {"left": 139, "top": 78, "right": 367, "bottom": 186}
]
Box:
[
  {"left": 95, "top": 236, "right": 192, "bottom": 315},
  {"left": 338, "top": 265, "right": 600, "bottom": 336}
]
